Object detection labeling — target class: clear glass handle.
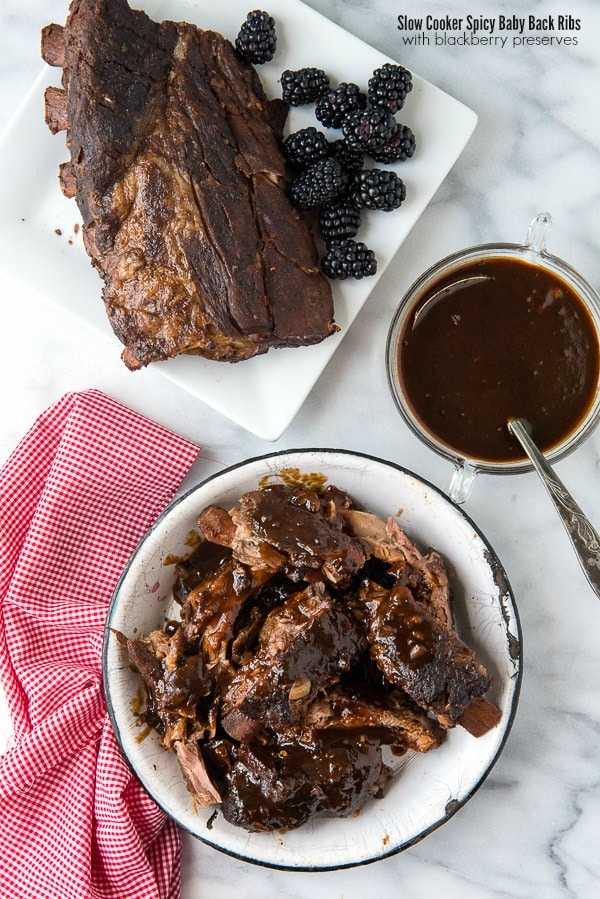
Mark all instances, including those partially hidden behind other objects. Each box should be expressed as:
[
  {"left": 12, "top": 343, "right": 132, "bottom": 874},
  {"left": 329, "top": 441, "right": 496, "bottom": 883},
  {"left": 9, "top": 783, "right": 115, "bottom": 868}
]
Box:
[
  {"left": 448, "top": 460, "right": 478, "bottom": 504},
  {"left": 525, "top": 212, "right": 552, "bottom": 255}
]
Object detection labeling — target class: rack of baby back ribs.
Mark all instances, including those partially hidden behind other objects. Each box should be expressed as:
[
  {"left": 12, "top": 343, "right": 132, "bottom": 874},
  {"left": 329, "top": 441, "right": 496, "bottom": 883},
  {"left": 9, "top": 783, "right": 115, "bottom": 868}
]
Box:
[{"left": 121, "top": 481, "right": 501, "bottom": 832}]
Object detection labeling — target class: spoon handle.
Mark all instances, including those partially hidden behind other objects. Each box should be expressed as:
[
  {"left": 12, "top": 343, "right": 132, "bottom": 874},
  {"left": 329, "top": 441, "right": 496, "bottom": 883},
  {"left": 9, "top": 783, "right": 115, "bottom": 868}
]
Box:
[{"left": 508, "top": 418, "right": 600, "bottom": 598}]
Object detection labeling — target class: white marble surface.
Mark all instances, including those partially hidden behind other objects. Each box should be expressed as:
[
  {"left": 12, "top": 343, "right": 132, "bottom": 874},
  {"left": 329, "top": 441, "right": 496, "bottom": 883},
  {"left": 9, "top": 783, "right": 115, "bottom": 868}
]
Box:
[{"left": 2, "top": 1, "right": 600, "bottom": 896}]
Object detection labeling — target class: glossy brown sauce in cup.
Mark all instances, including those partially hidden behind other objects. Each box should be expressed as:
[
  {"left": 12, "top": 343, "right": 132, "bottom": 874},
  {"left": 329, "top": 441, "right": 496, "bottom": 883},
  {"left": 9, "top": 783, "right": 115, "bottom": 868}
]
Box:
[{"left": 398, "top": 256, "right": 600, "bottom": 463}]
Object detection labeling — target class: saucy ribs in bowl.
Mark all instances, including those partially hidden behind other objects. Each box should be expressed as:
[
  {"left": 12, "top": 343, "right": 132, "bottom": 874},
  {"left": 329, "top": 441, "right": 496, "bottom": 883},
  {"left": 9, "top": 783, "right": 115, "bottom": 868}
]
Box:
[{"left": 103, "top": 449, "right": 521, "bottom": 870}]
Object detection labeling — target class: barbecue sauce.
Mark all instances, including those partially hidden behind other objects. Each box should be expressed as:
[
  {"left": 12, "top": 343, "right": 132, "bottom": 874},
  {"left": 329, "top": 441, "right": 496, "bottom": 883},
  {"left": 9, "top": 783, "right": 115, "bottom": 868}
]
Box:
[
  {"left": 398, "top": 256, "right": 600, "bottom": 462},
  {"left": 221, "top": 733, "right": 390, "bottom": 832},
  {"left": 172, "top": 539, "right": 232, "bottom": 601}
]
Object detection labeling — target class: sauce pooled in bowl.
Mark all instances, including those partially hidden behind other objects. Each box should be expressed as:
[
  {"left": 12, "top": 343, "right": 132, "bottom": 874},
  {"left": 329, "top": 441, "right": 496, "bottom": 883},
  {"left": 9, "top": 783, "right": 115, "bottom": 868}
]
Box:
[{"left": 398, "top": 255, "right": 600, "bottom": 463}]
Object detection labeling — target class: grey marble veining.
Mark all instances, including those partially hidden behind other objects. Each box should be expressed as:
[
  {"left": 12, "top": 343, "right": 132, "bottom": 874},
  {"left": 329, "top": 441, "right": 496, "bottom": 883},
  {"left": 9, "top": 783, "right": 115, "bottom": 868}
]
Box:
[{"left": 2, "top": 1, "right": 600, "bottom": 897}]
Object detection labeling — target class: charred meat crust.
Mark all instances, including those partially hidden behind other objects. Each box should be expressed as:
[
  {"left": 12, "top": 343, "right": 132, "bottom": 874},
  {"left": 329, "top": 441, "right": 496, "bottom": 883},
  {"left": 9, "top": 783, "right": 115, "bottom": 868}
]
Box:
[
  {"left": 222, "top": 582, "right": 365, "bottom": 730},
  {"left": 42, "top": 0, "right": 336, "bottom": 369},
  {"left": 358, "top": 581, "right": 491, "bottom": 727}
]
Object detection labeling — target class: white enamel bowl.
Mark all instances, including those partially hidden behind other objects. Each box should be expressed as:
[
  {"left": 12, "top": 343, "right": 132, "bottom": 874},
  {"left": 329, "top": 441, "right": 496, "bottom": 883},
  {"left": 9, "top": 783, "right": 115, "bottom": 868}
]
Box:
[{"left": 103, "top": 449, "right": 521, "bottom": 870}]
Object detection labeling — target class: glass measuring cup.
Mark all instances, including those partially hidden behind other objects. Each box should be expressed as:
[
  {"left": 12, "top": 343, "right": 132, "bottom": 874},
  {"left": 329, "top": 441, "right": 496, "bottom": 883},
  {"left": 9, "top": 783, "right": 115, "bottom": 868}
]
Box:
[{"left": 386, "top": 213, "right": 600, "bottom": 503}]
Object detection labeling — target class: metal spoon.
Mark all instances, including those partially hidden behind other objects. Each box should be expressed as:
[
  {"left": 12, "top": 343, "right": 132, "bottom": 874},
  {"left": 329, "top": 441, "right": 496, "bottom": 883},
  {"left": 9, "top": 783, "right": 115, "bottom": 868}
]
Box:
[{"left": 508, "top": 417, "right": 600, "bottom": 598}]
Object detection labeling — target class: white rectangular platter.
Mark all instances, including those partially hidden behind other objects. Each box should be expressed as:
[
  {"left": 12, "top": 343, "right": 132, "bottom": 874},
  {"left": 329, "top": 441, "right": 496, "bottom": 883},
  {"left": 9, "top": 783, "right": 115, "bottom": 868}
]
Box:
[{"left": 0, "top": 0, "right": 477, "bottom": 439}]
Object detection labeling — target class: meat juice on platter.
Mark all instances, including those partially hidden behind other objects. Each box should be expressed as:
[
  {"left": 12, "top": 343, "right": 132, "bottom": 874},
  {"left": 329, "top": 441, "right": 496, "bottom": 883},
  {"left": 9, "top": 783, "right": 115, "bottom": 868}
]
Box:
[
  {"left": 398, "top": 256, "right": 600, "bottom": 463},
  {"left": 122, "top": 481, "right": 501, "bottom": 833}
]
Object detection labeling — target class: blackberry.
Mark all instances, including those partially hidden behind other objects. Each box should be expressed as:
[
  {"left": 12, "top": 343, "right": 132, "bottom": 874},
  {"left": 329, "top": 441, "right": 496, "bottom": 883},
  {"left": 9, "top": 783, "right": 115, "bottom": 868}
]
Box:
[
  {"left": 321, "top": 239, "right": 378, "bottom": 280},
  {"left": 280, "top": 67, "right": 330, "bottom": 106},
  {"left": 235, "top": 10, "right": 277, "bottom": 65},
  {"left": 319, "top": 200, "right": 362, "bottom": 242},
  {"left": 315, "top": 82, "right": 367, "bottom": 129},
  {"left": 282, "top": 127, "right": 330, "bottom": 169},
  {"left": 287, "top": 158, "right": 348, "bottom": 209},
  {"left": 342, "top": 107, "right": 398, "bottom": 154},
  {"left": 369, "top": 125, "right": 416, "bottom": 163},
  {"left": 329, "top": 139, "right": 365, "bottom": 174},
  {"left": 368, "top": 63, "right": 413, "bottom": 114},
  {"left": 351, "top": 168, "right": 406, "bottom": 211}
]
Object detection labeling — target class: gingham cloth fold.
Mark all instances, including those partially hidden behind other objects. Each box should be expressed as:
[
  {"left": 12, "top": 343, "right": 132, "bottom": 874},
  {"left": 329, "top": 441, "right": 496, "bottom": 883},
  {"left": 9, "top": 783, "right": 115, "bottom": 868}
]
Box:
[{"left": 0, "top": 389, "right": 200, "bottom": 899}]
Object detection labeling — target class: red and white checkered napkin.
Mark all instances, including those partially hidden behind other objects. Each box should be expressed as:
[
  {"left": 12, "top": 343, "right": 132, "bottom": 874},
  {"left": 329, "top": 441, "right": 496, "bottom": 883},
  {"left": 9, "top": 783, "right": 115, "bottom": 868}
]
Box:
[{"left": 0, "top": 389, "right": 199, "bottom": 899}]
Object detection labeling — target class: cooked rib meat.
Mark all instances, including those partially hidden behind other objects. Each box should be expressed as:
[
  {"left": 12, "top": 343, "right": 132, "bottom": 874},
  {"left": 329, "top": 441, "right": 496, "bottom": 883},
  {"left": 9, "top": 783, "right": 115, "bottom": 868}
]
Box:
[
  {"left": 174, "top": 740, "right": 222, "bottom": 807},
  {"left": 222, "top": 583, "right": 364, "bottom": 730},
  {"left": 385, "top": 517, "right": 454, "bottom": 627},
  {"left": 122, "top": 480, "right": 502, "bottom": 832},
  {"left": 41, "top": 0, "right": 336, "bottom": 369},
  {"left": 41, "top": 23, "right": 66, "bottom": 67},
  {"left": 199, "top": 485, "right": 367, "bottom": 585},
  {"left": 124, "top": 628, "right": 211, "bottom": 748},
  {"left": 339, "top": 509, "right": 407, "bottom": 562},
  {"left": 415, "top": 548, "right": 453, "bottom": 627},
  {"left": 172, "top": 539, "right": 233, "bottom": 603},
  {"left": 44, "top": 85, "right": 68, "bottom": 134},
  {"left": 195, "top": 506, "right": 237, "bottom": 550},
  {"left": 340, "top": 511, "right": 454, "bottom": 628},
  {"left": 301, "top": 686, "right": 444, "bottom": 753},
  {"left": 229, "top": 573, "right": 297, "bottom": 664},
  {"left": 198, "top": 502, "right": 287, "bottom": 574},
  {"left": 359, "top": 580, "right": 491, "bottom": 727},
  {"left": 221, "top": 734, "right": 393, "bottom": 832},
  {"left": 180, "top": 557, "right": 262, "bottom": 658}
]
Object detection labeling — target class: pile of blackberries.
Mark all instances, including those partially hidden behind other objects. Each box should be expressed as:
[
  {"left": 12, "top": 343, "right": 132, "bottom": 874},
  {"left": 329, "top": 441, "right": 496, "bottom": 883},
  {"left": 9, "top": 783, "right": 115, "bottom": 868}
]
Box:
[
  {"left": 281, "top": 63, "right": 415, "bottom": 280},
  {"left": 235, "top": 12, "right": 416, "bottom": 281}
]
